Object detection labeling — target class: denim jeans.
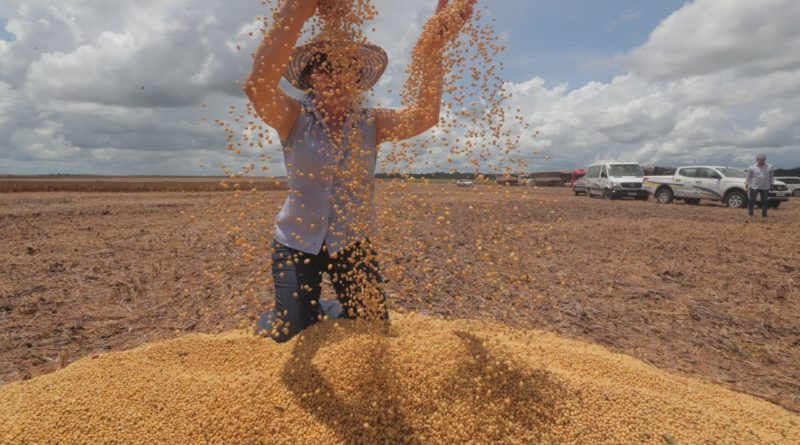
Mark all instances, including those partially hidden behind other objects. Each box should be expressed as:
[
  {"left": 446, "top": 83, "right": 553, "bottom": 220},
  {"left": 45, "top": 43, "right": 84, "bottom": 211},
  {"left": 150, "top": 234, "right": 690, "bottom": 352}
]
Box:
[
  {"left": 258, "top": 239, "right": 388, "bottom": 342},
  {"left": 748, "top": 188, "right": 769, "bottom": 217}
]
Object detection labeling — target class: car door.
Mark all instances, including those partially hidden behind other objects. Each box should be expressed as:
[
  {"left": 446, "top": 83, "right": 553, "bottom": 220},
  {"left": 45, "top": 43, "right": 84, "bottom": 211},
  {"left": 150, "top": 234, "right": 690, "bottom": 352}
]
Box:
[
  {"left": 693, "top": 168, "right": 724, "bottom": 200},
  {"left": 600, "top": 165, "right": 610, "bottom": 191},
  {"left": 674, "top": 168, "right": 697, "bottom": 198},
  {"left": 586, "top": 165, "right": 599, "bottom": 195},
  {"left": 783, "top": 178, "right": 800, "bottom": 195}
]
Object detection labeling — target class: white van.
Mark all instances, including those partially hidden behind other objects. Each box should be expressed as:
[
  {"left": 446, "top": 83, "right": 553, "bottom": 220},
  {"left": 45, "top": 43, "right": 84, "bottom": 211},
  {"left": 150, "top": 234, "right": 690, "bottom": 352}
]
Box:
[{"left": 585, "top": 160, "right": 649, "bottom": 200}]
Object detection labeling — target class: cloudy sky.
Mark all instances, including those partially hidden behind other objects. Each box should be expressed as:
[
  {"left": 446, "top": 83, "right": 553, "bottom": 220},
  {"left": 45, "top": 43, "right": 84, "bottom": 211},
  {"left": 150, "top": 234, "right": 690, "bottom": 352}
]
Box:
[{"left": 1, "top": 0, "right": 798, "bottom": 175}]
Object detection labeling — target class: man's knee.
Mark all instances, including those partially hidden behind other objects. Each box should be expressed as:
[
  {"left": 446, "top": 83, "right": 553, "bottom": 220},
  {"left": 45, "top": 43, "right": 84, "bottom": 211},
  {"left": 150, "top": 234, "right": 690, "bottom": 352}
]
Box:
[{"left": 258, "top": 311, "right": 309, "bottom": 343}]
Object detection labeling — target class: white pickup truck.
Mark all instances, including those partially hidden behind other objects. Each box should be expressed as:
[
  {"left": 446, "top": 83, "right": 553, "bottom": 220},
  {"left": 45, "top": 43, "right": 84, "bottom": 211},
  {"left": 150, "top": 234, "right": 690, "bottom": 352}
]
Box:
[{"left": 643, "top": 166, "right": 791, "bottom": 208}]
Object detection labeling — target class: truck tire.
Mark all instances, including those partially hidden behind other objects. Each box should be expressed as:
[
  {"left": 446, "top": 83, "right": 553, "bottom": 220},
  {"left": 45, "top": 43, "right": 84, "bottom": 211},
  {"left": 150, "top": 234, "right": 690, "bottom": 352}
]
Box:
[
  {"left": 769, "top": 201, "right": 782, "bottom": 209},
  {"left": 655, "top": 187, "right": 674, "bottom": 204},
  {"left": 794, "top": 189, "right": 800, "bottom": 197},
  {"left": 724, "top": 190, "right": 747, "bottom": 208},
  {"left": 603, "top": 189, "right": 613, "bottom": 200},
  {"left": 684, "top": 198, "right": 701, "bottom": 205}
]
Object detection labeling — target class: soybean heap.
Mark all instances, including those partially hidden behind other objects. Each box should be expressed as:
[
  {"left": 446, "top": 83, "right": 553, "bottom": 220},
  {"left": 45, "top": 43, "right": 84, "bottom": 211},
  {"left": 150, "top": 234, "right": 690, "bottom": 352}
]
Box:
[
  {"left": 2, "top": 0, "right": 798, "bottom": 444},
  {"left": 1, "top": 314, "right": 797, "bottom": 444}
]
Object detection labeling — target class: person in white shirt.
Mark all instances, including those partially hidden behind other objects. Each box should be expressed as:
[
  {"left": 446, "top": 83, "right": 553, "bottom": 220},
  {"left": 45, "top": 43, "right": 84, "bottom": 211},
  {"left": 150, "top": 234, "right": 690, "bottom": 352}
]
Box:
[
  {"left": 246, "top": 0, "right": 476, "bottom": 342},
  {"left": 745, "top": 154, "right": 775, "bottom": 219}
]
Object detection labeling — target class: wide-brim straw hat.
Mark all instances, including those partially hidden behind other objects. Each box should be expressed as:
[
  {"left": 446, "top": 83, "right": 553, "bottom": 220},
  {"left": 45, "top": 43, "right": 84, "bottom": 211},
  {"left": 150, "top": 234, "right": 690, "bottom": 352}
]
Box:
[{"left": 284, "top": 40, "right": 388, "bottom": 91}]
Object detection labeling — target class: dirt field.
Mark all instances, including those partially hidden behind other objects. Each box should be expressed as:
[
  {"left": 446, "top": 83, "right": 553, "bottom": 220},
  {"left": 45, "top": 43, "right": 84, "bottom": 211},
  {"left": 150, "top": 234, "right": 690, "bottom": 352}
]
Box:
[
  {"left": 0, "top": 176, "right": 287, "bottom": 193},
  {"left": 1, "top": 185, "right": 798, "bottom": 412}
]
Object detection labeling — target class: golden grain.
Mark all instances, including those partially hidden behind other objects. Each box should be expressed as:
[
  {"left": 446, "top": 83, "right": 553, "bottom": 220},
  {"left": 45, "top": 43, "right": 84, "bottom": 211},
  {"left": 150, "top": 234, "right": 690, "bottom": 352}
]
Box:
[{"left": 0, "top": 314, "right": 797, "bottom": 444}]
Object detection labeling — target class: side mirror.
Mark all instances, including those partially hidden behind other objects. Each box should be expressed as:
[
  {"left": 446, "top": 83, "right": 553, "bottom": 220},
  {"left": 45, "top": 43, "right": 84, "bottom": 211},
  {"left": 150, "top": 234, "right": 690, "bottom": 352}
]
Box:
[{"left": 601, "top": 173, "right": 608, "bottom": 178}]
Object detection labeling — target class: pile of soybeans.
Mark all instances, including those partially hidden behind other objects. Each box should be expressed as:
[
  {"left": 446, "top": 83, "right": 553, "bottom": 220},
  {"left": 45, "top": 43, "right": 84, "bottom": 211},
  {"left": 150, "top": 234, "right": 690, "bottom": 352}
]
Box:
[{"left": 1, "top": 313, "right": 797, "bottom": 444}]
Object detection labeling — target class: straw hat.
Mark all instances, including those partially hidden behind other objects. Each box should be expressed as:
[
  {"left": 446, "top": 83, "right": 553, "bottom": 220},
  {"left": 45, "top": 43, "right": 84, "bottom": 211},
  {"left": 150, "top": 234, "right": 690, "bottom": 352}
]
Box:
[{"left": 284, "top": 39, "right": 388, "bottom": 91}]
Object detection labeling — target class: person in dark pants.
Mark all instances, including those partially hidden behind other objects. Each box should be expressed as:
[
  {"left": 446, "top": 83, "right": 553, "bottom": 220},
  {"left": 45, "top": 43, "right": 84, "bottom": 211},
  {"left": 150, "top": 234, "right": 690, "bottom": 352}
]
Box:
[
  {"left": 259, "top": 240, "right": 387, "bottom": 342},
  {"left": 245, "top": 0, "right": 476, "bottom": 341},
  {"left": 745, "top": 154, "right": 775, "bottom": 219}
]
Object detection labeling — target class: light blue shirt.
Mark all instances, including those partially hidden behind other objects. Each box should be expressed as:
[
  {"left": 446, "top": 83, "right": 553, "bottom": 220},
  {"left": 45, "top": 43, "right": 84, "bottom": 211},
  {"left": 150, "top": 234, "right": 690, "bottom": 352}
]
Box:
[
  {"left": 274, "top": 96, "right": 378, "bottom": 255},
  {"left": 746, "top": 163, "right": 774, "bottom": 190}
]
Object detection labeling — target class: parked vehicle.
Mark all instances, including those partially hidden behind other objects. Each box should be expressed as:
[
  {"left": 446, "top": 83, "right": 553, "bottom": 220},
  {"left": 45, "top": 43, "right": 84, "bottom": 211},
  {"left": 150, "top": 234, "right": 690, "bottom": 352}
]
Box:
[
  {"left": 496, "top": 174, "right": 520, "bottom": 186},
  {"left": 642, "top": 166, "right": 677, "bottom": 176},
  {"left": 529, "top": 171, "right": 564, "bottom": 187},
  {"left": 776, "top": 177, "right": 800, "bottom": 197},
  {"left": 585, "top": 161, "right": 649, "bottom": 200},
  {"left": 643, "top": 166, "right": 791, "bottom": 208},
  {"left": 569, "top": 169, "right": 586, "bottom": 186},
  {"left": 456, "top": 179, "right": 474, "bottom": 187},
  {"left": 572, "top": 176, "right": 588, "bottom": 195}
]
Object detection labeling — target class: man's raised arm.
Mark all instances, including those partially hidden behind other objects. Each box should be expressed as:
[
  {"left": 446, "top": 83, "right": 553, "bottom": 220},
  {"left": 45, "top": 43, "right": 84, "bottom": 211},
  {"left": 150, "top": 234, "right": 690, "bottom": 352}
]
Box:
[
  {"left": 374, "top": 0, "right": 477, "bottom": 145},
  {"left": 245, "top": 0, "right": 318, "bottom": 140}
]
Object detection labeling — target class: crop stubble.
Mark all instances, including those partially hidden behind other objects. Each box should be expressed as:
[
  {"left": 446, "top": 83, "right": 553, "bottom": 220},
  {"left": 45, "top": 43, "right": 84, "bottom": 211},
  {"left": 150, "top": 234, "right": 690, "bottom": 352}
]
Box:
[{"left": 0, "top": 186, "right": 798, "bottom": 413}]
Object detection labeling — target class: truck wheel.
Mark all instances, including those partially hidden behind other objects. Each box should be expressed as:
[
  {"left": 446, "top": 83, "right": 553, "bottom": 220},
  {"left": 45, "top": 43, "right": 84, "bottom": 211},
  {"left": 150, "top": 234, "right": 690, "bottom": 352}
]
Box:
[
  {"left": 655, "top": 187, "right": 674, "bottom": 204},
  {"left": 769, "top": 201, "right": 782, "bottom": 209},
  {"left": 794, "top": 189, "right": 800, "bottom": 197},
  {"left": 685, "top": 199, "right": 701, "bottom": 205},
  {"left": 603, "top": 189, "right": 613, "bottom": 200},
  {"left": 724, "top": 190, "right": 747, "bottom": 208}
]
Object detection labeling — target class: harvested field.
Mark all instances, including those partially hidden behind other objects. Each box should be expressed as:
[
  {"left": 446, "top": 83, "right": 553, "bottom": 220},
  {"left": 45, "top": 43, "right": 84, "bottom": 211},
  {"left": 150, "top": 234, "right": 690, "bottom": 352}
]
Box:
[
  {"left": 1, "top": 185, "right": 798, "bottom": 417},
  {"left": 1, "top": 314, "right": 797, "bottom": 444},
  {"left": 0, "top": 176, "right": 287, "bottom": 193}
]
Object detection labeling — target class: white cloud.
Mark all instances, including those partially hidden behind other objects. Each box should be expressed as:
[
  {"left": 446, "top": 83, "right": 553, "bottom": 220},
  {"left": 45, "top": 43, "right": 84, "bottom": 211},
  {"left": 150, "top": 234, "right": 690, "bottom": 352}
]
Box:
[
  {"left": 498, "top": 0, "right": 800, "bottom": 171},
  {"left": 0, "top": 0, "right": 799, "bottom": 175},
  {"left": 0, "top": 0, "right": 437, "bottom": 174},
  {"left": 626, "top": 0, "right": 800, "bottom": 80}
]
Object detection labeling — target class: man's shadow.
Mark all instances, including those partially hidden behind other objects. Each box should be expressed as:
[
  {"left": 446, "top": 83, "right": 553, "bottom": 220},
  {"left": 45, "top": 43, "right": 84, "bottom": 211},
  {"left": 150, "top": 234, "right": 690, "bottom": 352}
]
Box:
[{"left": 281, "top": 323, "right": 566, "bottom": 443}]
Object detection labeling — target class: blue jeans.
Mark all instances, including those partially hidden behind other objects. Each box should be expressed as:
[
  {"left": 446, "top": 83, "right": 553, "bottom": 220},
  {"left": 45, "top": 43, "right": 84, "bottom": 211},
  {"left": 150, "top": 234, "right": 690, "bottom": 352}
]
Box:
[
  {"left": 258, "top": 239, "right": 388, "bottom": 342},
  {"left": 748, "top": 188, "right": 769, "bottom": 217}
]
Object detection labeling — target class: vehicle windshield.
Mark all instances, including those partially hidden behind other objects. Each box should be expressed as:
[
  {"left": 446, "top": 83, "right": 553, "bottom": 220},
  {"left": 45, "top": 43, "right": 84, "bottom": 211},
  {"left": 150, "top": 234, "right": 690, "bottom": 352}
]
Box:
[
  {"left": 717, "top": 168, "right": 746, "bottom": 178},
  {"left": 609, "top": 164, "right": 643, "bottom": 177}
]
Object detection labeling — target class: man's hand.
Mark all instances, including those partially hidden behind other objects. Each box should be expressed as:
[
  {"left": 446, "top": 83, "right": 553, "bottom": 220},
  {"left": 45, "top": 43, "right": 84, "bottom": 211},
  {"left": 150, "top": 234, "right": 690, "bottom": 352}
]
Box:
[
  {"left": 285, "top": 0, "right": 319, "bottom": 21},
  {"left": 432, "top": 0, "right": 477, "bottom": 41},
  {"left": 437, "top": 0, "right": 477, "bottom": 21},
  {"left": 436, "top": 0, "right": 476, "bottom": 17}
]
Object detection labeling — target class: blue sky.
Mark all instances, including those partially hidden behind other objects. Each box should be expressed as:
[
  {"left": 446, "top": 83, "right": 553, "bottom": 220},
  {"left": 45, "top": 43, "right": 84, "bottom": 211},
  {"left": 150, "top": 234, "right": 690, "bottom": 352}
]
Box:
[
  {"left": 349, "top": 1, "right": 693, "bottom": 108},
  {"left": 0, "top": 2, "right": 687, "bottom": 86},
  {"left": 0, "top": 0, "right": 798, "bottom": 175},
  {"left": 0, "top": 19, "right": 12, "bottom": 41},
  {"left": 492, "top": 0, "right": 687, "bottom": 86}
]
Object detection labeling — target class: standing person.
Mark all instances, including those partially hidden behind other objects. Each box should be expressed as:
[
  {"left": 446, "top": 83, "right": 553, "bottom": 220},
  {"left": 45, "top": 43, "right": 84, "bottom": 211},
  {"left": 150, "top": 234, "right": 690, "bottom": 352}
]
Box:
[
  {"left": 745, "top": 154, "right": 775, "bottom": 219},
  {"left": 245, "top": 0, "right": 475, "bottom": 342}
]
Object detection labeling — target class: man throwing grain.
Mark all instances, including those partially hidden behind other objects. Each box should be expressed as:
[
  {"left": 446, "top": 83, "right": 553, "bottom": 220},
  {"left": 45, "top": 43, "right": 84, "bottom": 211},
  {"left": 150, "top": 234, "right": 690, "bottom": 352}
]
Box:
[{"left": 245, "top": 0, "right": 476, "bottom": 342}]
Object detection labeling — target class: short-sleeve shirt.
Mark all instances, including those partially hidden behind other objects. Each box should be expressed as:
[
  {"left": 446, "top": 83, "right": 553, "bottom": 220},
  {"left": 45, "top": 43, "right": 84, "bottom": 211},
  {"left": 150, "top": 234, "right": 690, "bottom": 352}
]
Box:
[{"left": 274, "top": 96, "right": 378, "bottom": 255}]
